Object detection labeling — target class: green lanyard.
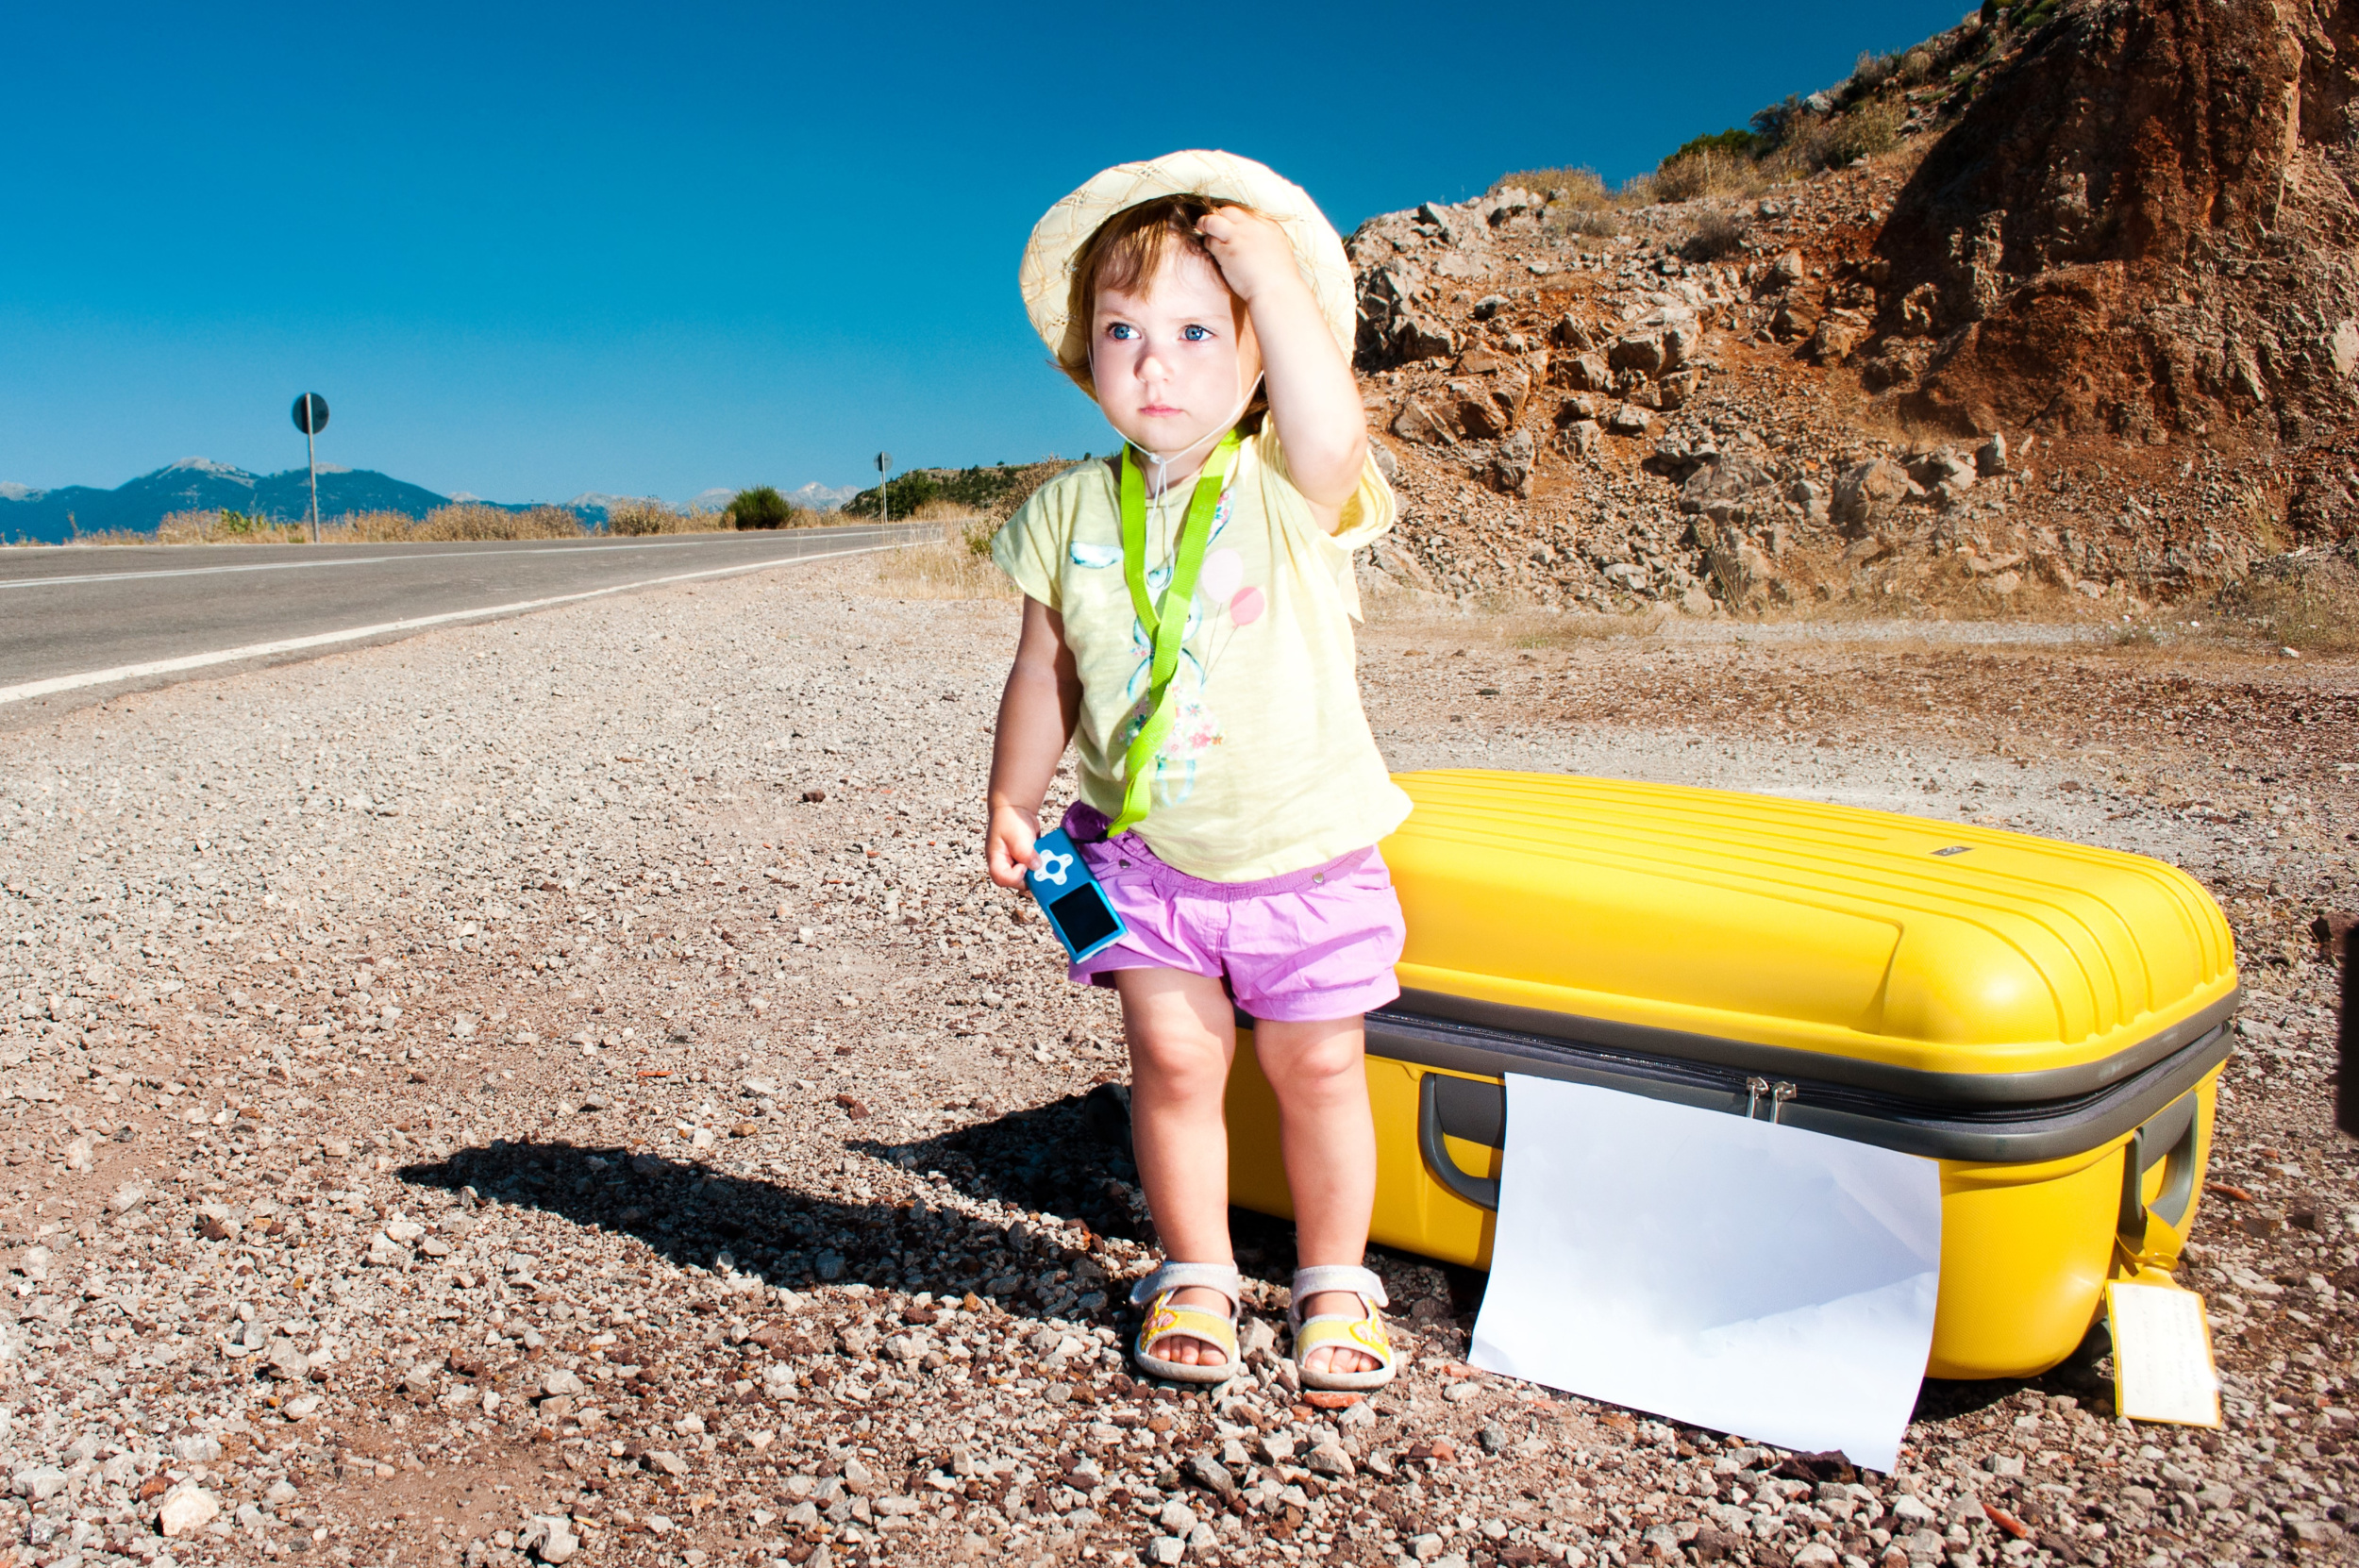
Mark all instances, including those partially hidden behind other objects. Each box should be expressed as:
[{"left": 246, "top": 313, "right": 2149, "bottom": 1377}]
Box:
[{"left": 1108, "top": 430, "right": 1242, "bottom": 835}]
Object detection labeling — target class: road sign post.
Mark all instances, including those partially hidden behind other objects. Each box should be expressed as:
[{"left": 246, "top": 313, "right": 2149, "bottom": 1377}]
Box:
[
  {"left": 876, "top": 452, "right": 892, "bottom": 525},
  {"left": 292, "top": 393, "right": 330, "bottom": 543}
]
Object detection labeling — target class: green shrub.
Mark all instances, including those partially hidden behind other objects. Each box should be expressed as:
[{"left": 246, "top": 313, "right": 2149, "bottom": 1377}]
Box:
[
  {"left": 729, "top": 485, "right": 792, "bottom": 529},
  {"left": 1749, "top": 94, "right": 1809, "bottom": 147},
  {"left": 1668, "top": 128, "right": 1762, "bottom": 164},
  {"left": 842, "top": 459, "right": 1066, "bottom": 521}
]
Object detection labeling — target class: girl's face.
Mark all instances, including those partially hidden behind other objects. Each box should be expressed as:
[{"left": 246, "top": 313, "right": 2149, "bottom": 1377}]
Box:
[{"left": 1089, "top": 245, "right": 1263, "bottom": 464}]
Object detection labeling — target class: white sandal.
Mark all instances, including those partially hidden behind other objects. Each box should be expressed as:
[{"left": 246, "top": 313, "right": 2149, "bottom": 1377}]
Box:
[
  {"left": 1289, "top": 1264, "right": 1397, "bottom": 1393},
  {"left": 1129, "top": 1261, "right": 1244, "bottom": 1386}
]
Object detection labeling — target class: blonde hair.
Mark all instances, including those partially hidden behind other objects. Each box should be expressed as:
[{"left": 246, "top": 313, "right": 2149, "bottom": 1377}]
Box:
[{"left": 1059, "top": 193, "right": 1270, "bottom": 432}]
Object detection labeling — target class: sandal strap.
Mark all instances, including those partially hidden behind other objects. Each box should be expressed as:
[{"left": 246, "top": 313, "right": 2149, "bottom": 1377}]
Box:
[
  {"left": 1136, "top": 1297, "right": 1241, "bottom": 1359},
  {"left": 1129, "top": 1260, "right": 1243, "bottom": 1311},
  {"left": 1295, "top": 1312, "right": 1395, "bottom": 1370},
  {"left": 1288, "top": 1264, "right": 1388, "bottom": 1328}
]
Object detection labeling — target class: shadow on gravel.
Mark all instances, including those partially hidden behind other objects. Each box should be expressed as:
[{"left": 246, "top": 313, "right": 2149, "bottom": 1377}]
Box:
[
  {"left": 390, "top": 1091, "right": 1173, "bottom": 1328},
  {"left": 1904, "top": 1324, "right": 2116, "bottom": 1427},
  {"left": 391, "top": 1086, "right": 1465, "bottom": 1331}
]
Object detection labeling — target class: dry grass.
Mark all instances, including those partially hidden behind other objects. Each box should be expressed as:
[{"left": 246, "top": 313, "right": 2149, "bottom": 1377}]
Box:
[
  {"left": 875, "top": 515, "right": 1010, "bottom": 599},
  {"left": 1769, "top": 100, "right": 1906, "bottom": 175},
  {"left": 1497, "top": 155, "right": 1781, "bottom": 238},
  {"left": 1504, "top": 610, "right": 1670, "bottom": 646},
  {"left": 352, "top": 504, "right": 587, "bottom": 542},
  {"left": 1499, "top": 166, "right": 1614, "bottom": 209},
  {"left": 1681, "top": 209, "right": 1752, "bottom": 259},
  {"left": 1365, "top": 592, "right": 1668, "bottom": 645},
  {"left": 1652, "top": 149, "right": 1770, "bottom": 203},
  {"left": 147, "top": 509, "right": 313, "bottom": 544},
  {"left": 1495, "top": 167, "right": 1631, "bottom": 237},
  {"left": 76, "top": 501, "right": 767, "bottom": 545},
  {"left": 2214, "top": 549, "right": 2359, "bottom": 654},
  {"left": 108, "top": 505, "right": 595, "bottom": 545},
  {"left": 607, "top": 502, "right": 734, "bottom": 537},
  {"left": 65, "top": 518, "right": 243, "bottom": 546},
  {"left": 1599, "top": 86, "right": 1909, "bottom": 225}
]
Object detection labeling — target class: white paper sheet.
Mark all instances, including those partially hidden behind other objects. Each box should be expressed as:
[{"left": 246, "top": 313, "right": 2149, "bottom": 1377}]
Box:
[
  {"left": 1469, "top": 1075, "right": 1942, "bottom": 1472},
  {"left": 2108, "top": 1281, "right": 2220, "bottom": 1426}
]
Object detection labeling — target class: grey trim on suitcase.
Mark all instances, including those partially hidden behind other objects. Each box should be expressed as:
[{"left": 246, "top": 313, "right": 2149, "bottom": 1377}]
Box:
[
  {"left": 2136, "top": 1092, "right": 2202, "bottom": 1227},
  {"left": 1387, "top": 985, "right": 2242, "bottom": 1106},
  {"left": 1370, "top": 1008, "right": 2233, "bottom": 1167}
]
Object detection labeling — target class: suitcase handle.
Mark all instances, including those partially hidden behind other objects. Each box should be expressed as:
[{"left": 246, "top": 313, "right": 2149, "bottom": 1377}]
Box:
[
  {"left": 1418, "top": 1073, "right": 1502, "bottom": 1211},
  {"left": 2117, "top": 1089, "right": 2202, "bottom": 1248}
]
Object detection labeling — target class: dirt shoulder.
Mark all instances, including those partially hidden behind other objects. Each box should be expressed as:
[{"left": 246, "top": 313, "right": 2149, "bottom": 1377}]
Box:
[{"left": 1, "top": 560, "right": 2352, "bottom": 1568}]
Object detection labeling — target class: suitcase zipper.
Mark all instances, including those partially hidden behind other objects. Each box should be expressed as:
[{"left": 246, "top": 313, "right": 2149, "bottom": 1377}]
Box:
[
  {"left": 1370, "top": 1004, "right": 2232, "bottom": 1166},
  {"left": 1740, "top": 1076, "right": 1799, "bottom": 1123}
]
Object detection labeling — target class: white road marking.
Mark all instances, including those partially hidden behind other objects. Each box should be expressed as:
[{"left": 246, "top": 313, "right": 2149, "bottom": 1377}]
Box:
[
  {"left": 0, "top": 528, "right": 896, "bottom": 591},
  {"left": 0, "top": 539, "right": 908, "bottom": 708}
]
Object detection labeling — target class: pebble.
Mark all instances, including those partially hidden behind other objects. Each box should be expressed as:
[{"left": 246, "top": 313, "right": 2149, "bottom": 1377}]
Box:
[
  {"left": 1304, "top": 1440, "right": 1355, "bottom": 1478},
  {"left": 157, "top": 1484, "right": 220, "bottom": 1537},
  {"left": 1183, "top": 1452, "right": 1235, "bottom": 1495}
]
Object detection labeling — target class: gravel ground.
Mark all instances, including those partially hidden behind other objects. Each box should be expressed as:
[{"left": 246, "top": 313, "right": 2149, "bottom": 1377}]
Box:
[{"left": 2, "top": 559, "right": 2354, "bottom": 1568}]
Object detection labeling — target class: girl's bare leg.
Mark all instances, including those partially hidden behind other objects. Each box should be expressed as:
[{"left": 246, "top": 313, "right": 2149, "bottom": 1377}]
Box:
[
  {"left": 1114, "top": 968, "right": 1238, "bottom": 1366},
  {"left": 1256, "top": 1014, "right": 1381, "bottom": 1376}
]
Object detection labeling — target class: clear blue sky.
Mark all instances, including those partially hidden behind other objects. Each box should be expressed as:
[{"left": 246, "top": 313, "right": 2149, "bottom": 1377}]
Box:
[{"left": 1, "top": 0, "right": 1965, "bottom": 503}]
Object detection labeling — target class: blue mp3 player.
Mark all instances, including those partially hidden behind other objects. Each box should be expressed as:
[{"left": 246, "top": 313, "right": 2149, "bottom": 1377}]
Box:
[{"left": 1025, "top": 826, "right": 1129, "bottom": 963}]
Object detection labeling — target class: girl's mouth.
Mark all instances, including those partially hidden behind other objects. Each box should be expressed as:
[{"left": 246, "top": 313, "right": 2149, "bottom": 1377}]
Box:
[{"left": 1139, "top": 404, "right": 1181, "bottom": 418}]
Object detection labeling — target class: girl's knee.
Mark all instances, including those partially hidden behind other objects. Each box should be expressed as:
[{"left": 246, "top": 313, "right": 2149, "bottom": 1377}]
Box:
[
  {"left": 1262, "top": 1037, "right": 1365, "bottom": 1096},
  {"left": 1129, "top": 1035, "right": 1231, "bottom": 1100}
]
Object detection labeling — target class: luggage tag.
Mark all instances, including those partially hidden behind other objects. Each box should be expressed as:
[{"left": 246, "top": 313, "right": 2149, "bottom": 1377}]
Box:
[
  {"left": 1026, "top": 826, "right": 1129, "bottom": 963},
  {"left": 2106, "top": 1278, "right": 2221, "bottom": 1426}
]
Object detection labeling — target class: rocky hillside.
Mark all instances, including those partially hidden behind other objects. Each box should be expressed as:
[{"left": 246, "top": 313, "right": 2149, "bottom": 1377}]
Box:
[{"left": 1350, "top": 0, "right": 2359, "bottom": 620}]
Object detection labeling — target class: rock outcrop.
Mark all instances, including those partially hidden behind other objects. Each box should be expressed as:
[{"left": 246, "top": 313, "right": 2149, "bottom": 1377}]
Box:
[
  {"left": 1865, "top": 0, "right": 2359, "bottom": 445},
  {"left": 1341, "top": 0, "right": 2355, "bottom": 616}
]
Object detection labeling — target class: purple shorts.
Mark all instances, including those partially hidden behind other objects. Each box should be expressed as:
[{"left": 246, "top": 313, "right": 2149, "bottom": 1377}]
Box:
[{"left": 1059, "top": 802, "right": 1406, "bottom": 1023}]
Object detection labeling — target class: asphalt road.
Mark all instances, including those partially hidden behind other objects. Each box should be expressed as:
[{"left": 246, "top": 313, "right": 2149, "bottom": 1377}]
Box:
[{"left": 0, "top": 523, "right": 929, "bottom": 715}]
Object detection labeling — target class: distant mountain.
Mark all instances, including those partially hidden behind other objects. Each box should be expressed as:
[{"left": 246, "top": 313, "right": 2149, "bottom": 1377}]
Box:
[
  {"left": 788, "top": 482, "right": 857, "bottom": 513},
  {"left": 564, "top": 492, "right": 677, "bottom": 518},
  {"left": 0, "top": 461, "right": 862, "bottom": 542},
  {"left": 0, "top": 459, "right": 453, "bottom": 544}
]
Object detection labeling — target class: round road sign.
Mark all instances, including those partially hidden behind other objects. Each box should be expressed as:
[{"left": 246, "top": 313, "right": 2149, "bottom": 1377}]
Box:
[{"left": 292, "top": 393, "right": 330, "bottom": 435}]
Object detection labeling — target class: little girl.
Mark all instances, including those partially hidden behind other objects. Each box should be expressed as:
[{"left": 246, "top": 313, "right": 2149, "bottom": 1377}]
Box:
[{"left": 985, "top": 151, "right": 1410, "bottom": 1391}]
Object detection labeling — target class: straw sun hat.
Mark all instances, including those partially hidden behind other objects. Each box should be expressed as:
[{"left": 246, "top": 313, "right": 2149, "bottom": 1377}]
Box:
[{"left": 1018, "top": 149, "right": 1356, "bottom": 390}]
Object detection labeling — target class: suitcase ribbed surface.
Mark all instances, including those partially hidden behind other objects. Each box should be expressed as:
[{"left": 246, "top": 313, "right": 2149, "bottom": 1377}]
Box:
[{"left": 1385, "top": 771, "right": 2236, "bottom": 1077}]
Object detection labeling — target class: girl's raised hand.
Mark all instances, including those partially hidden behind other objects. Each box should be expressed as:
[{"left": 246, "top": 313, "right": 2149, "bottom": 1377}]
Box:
[
  {"left": 985, "top": 802, "right": 1042, "bottom": 890},
  {"left": 1195, "top": 207, "right": 1307, "bottom": 307}
]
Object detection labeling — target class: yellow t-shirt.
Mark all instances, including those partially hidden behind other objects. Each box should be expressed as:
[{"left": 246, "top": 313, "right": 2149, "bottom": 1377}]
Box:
[{"left": 991, "top": 427, "right": 1412, "bottom": 882}]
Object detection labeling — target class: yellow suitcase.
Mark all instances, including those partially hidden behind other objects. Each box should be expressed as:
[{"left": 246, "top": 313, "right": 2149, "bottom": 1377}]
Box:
[{"left": 1225, "top": 770, "right": 2237, "bottom": 1380}]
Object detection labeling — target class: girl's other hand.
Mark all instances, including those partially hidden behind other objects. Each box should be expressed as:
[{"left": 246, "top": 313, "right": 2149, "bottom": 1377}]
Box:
[
  {"left": 1195, "top": 207, "right": 1305, "bottom": 307},
  {"left": 986, "top": 802, "right": 1042, "bottom": 890}
]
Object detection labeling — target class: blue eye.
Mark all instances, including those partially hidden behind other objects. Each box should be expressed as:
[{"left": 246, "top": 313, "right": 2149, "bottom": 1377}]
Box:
[
  {"left": 1181, "top": 325, "right": 1211, "bottom": 342},
  {"left": 1108, "top": 324, "right": 1140, "bottom": 341}
]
